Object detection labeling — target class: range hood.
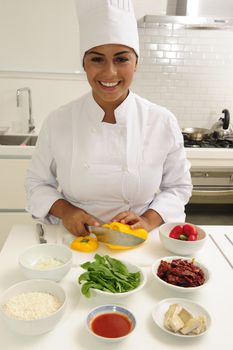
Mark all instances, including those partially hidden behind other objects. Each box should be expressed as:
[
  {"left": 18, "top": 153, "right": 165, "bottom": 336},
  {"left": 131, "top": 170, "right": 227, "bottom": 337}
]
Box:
[
  {"left": 140, "top": 0, "right": 233, "bottom": 29},
  {"left": 167, "top": 0, "right": 233, "bottom": 17}
]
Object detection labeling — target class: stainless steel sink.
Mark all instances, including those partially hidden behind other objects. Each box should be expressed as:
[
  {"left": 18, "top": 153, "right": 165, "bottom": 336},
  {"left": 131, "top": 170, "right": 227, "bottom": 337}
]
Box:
[{"left": 0, "top": 134, "right": 38, "bottom": 146}]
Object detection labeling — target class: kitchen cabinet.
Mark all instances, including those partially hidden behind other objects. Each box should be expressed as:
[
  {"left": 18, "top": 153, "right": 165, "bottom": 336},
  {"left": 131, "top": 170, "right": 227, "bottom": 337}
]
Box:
[
  {"left": 0, "top": 159, "right": 30, "bottom": 209},
  {"left": 0, "top": 158, "right": 33, "bottom": 250}
]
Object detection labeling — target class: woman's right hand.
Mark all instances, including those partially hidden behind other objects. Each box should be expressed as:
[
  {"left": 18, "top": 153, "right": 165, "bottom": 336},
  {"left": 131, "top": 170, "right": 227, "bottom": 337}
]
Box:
[
  {"left": 49, "top": 199, "right": 100, "bottom": 236},
  {"left": 62, "top": 207, "right": 100, "bottom": 236}
]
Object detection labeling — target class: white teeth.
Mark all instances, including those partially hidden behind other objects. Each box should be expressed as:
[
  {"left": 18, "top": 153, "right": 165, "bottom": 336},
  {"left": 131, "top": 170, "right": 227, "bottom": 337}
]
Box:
[{"left": 100, "top": 81, "right": 118, "bottom": 87}]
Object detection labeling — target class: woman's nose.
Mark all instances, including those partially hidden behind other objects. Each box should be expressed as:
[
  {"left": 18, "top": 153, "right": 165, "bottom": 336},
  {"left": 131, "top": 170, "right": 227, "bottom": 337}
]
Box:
[{"left": 103, "top": 61, "right": 117, "bottom": 76}]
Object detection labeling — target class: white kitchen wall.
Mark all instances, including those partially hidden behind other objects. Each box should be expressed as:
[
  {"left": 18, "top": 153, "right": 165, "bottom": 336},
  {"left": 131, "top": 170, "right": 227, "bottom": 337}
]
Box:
[
  {"left": 0, "top": 0, "right": 80, "bottom": 73},
  {"left": 0, "top": 0, "right": 233, "bottom": 131},
  {"left": 0, "top": 0, "right": 167, "bottom": 131},
  {"left": 0, "top": 74, "right": 90, "bottom": 131}
]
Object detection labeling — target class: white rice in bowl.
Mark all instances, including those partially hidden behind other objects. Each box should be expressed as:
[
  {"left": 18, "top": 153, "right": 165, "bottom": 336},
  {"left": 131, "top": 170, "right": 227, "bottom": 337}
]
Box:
[{"left": 2, "top": 291, "right": 62, "bottom": 320}]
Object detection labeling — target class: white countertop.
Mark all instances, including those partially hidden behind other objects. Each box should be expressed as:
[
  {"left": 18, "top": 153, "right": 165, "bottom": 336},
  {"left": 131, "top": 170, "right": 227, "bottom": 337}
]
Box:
[
  {"left": 0, "top": 224, "right": 233, "bottom": 349},
  {"left": 185, "top": 148, "right": 233, "bottom": 167},
  {"left": 0, "top": 145, "right": 35, "bottom": 158},
  {"left": 1, "top": 144, "right": 233, "bottom": 167}
]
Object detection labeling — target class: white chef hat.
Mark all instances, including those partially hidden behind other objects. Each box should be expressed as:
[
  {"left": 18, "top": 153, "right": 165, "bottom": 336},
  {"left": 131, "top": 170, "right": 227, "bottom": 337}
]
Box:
[{"left": 75, "top": 0, "right": 139, "bottom": 61}]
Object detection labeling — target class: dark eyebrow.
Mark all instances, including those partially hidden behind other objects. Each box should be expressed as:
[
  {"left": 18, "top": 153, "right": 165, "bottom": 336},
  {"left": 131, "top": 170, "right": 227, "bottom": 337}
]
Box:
[
  {"left": 114, "top": 51, "right": 131, "bottom": 56},
  {"left": 87, "top": 51, "right": 104, "bottom": 56},
  {"left": 86, "top": 50, "right": 131, "bottom": 56}
]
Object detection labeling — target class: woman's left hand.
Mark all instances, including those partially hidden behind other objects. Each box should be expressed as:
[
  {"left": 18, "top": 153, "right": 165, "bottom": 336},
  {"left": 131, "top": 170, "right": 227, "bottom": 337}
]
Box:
[
  {"left": 111, "top": 209, "right": 164, "bottom": 232},
  {"left": 110, "top": 211, "right": 152, "bottom": 231}
]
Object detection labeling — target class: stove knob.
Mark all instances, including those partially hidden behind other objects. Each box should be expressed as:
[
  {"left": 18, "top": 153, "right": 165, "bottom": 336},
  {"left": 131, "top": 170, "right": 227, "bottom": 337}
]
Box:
[{"left": 205, "top": 173, "right": 209, "bottom": 177}]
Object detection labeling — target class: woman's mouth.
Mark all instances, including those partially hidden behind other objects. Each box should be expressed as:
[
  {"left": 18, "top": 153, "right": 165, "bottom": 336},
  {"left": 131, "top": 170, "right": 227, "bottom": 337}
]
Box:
[{"left": 98, "top": 81, "right": 120, "bottom": 89}]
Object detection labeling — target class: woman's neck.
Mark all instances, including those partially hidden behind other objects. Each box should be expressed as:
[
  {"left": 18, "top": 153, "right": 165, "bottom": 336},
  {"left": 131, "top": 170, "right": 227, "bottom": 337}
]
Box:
[
  {"left": 92, "top": 90, "right": 129, "bottom": 124},
  {"left": 102, "top": 108, "right": 116, "bottom": 124}
]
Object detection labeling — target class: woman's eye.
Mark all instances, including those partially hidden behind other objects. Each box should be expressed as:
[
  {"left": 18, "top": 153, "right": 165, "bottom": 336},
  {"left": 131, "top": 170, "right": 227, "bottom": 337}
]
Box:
[
  {"left": 115, "top": 57, "right": 129, "bottom": 63},
  {"left": 91, "top": 57, "right": 104, "bottom": 63}
]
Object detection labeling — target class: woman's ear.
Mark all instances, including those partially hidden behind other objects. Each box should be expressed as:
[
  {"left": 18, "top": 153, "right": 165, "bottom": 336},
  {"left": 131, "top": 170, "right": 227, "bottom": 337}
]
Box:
[{"left": 134, "top": 54, "right": 138, "bottom": 72}]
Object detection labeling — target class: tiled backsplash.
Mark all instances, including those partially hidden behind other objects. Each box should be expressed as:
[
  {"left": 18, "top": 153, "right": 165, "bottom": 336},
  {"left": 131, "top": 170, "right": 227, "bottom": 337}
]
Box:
[{"left": 132, "top": 19, "right": 233, "bottom": 128}]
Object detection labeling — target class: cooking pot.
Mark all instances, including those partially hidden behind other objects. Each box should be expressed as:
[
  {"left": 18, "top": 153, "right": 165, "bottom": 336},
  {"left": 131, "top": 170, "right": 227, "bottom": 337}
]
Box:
[{"left": 181, "top": 127, "right": 210, "bottom": 141}]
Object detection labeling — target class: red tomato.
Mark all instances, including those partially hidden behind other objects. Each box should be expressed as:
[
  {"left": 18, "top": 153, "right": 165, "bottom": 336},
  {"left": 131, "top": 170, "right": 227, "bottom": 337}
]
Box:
[
  {"left": 169, "top": 225, "right": 183, "bottom": 239},
  {"left": 182, "top": 224, "right": 197, "bottom": 237},
  {"left": 188, "top": 234, "right": 198, "bottom": 241}
]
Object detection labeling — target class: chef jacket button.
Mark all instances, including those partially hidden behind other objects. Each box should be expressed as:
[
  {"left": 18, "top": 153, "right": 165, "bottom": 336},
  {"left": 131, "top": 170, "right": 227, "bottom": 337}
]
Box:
[
  {"left": 84, "top": 163, "right": 89, "bottom": 169},
  {"left": 122, "top": 166, "right": 128, "bottom": 172},
  {"left": 124, "top": 199, "right": 129, "bottom": 204}
]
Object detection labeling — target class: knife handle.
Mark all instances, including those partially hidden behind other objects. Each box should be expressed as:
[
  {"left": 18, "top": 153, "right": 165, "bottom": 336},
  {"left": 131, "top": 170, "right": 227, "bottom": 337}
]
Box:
[
  {"left": 84, "top": 223, "right": 91, "bottom": 234},
  {"left": 36, "top": 223, "right": 44, "bottom": 237}
]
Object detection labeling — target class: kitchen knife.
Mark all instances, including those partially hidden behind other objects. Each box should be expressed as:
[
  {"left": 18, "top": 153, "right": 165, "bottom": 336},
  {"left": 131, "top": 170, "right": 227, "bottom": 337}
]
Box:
[
  {"left": 36, "top": 223, "right": 47, "bottom": 244},
  {"left": 87, "top": 226, "right": 146, "bottom": 246}
]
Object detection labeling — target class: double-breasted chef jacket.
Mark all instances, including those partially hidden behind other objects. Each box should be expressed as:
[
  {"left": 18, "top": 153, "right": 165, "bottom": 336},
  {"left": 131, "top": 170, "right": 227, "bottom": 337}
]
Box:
[{"left": 25, "top": 91, "right": 192, "bottom": 224}]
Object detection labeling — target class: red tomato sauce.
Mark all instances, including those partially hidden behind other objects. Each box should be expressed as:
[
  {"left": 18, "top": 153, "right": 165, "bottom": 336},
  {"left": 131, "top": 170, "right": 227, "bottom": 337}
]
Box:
[{"left": 91, "top": 312, "right": 132, "bottom": 338}]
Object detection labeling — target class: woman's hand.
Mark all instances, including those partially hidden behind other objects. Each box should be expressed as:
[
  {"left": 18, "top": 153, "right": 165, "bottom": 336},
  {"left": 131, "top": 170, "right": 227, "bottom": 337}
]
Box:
[
  {"left": 62, "top": 207, "right": 100, "bottom": 236},
  {"left": 49, "top": 199, "right": 100, "bottom": 236},
  {"left": 111, "top": 209, "right": 164, "bottom": 232}
]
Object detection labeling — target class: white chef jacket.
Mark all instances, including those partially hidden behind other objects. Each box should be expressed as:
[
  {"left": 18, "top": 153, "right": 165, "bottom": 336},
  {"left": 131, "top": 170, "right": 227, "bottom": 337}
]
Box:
[{"left": 25, "top": 91, "right": 192, "bottom": 224}]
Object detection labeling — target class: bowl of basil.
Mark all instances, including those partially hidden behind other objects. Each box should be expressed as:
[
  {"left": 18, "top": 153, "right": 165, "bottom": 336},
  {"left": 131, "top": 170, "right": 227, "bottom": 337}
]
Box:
[{"left": 77, "top": 254, "right": 147, "bottom": 298}]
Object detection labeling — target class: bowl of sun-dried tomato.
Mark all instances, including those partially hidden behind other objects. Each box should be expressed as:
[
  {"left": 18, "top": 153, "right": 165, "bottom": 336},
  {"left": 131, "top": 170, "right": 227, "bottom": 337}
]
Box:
[{"left": 151, "top": 257, "right": 209, "bottom": 293}]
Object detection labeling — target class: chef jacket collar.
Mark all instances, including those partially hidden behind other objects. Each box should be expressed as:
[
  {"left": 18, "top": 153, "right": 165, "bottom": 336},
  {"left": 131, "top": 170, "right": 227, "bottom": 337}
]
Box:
[{"left": 86, "top": 91, "right": 133, "bottom": 126}]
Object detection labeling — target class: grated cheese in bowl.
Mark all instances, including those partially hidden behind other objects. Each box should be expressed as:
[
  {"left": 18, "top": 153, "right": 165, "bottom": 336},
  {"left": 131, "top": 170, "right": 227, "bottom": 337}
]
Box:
[
  {"left": 33, "top": 257, "right": 64, "bottom": 270},
  {"left": 19, "top": 244, "right": 73, "bottom": 282}
]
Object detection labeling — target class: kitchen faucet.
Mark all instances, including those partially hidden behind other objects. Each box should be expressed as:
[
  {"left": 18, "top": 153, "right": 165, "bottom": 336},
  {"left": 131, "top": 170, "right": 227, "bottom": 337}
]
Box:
[{"left": 16, "top": 87, "right": 35, "bottom": 133}]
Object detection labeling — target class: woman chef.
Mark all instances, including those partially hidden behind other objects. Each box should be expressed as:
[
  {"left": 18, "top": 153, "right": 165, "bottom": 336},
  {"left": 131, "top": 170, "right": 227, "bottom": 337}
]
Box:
[{"left": 25, "top": 0, "right": 192, "bottom": 236}]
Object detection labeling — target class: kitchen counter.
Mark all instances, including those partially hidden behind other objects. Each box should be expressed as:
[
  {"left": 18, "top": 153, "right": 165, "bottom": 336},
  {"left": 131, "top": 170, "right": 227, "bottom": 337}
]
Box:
[
  {"left": 1, "top": 143, "right": 233, "bottom": 166},
  {"left": 185, "top": 148, "right": 233, "bottom": 167},
  {"left": 0, "top": 145, "right": 35, "bottom": 158},
  {"left": 0, "top": 224, "right": 233, "bottom": 349}
]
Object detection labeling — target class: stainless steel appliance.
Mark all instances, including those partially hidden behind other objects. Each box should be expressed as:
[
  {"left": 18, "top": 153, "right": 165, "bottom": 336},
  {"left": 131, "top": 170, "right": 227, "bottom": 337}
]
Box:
[
  {"left": 184, "top": 135, "right": 233, "bottom": 204},
  {"left": 140, "top": 0, "right": 233, "bottom": 30},
  {"left": 190, "top": 167, "right": 233, "bottom": 204},
  {"left": 184, "top": 137, "right": 233, "bottom": 149}
]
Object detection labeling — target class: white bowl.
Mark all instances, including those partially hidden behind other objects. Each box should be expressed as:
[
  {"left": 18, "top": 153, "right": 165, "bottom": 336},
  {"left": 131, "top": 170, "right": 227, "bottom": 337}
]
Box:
[
  {"left": 151, "top": 256, "right": 209, "bottom": 293},
  {"left": 152, "top": 298, "right": 211, "bottom": 338},
  {"left": 79, "top": 260, "right": 147, "bottom": 298},
  {"left": 159, "top": 222, "right": 207, "bottom": 256},
  {"left": 0, "top": 279, "right": 66, "bottom": 335},
  {"left": 19, "top": 243, "right": 73, "bottom": 282},
  {"left": 86, "top": 304, "right": 136, "bottom": 342}
]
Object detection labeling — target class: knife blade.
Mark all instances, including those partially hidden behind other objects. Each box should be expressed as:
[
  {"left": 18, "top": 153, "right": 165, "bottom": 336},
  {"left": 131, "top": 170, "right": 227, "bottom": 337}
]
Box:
[
  {"left": 36, "top": 223, "right": 47, "bottom": 244},
  {"left": 87, "top": 226, "right": 145, "bottom": 246}
]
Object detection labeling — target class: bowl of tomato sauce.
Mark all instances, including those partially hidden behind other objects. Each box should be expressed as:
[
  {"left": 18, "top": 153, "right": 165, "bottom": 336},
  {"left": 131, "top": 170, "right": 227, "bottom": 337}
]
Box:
[{"left": 86, "top": 304, "right": 136, "bottom": 342}]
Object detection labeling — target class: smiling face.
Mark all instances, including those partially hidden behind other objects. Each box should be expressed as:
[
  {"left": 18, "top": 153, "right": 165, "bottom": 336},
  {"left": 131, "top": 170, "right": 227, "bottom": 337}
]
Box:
[{"left": 83, "top": 44, "right": 137, "bottom": 110}]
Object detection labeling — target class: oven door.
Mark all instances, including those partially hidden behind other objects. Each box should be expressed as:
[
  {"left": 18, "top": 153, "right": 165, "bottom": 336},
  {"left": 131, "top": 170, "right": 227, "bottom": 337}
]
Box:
[{"left": 190, "top": 170, "right": 233, "bottom": 204}]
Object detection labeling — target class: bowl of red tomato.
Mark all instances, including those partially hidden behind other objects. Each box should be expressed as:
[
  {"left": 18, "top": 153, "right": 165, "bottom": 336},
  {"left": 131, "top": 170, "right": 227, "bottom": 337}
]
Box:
[{"left": 159, "top": 222, "right": 207, "bottom": 256}]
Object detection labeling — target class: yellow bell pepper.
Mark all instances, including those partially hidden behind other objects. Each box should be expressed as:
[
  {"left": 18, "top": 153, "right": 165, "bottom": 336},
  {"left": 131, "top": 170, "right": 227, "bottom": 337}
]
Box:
[
  {"left": 70, "top": 236, "right": 99, "bottom": 252},
  {"left": 102, "top": 222, "right": 148, "bottom": 250}
]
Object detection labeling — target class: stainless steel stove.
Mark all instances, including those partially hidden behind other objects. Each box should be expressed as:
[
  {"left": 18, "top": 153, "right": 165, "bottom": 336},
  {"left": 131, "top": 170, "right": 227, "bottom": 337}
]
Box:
[
  {"left": 183, "top": 136, "right": 233, "bottom": 148},
  {"left": 183, "top": 134, "right": 233, "bottom": 208}
]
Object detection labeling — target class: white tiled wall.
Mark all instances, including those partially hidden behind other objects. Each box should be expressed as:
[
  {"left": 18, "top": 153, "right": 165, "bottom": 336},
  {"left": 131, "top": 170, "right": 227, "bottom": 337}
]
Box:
[
  {"left": 0, "top": 20, "right": 233, "bottom": 131},
  {"left": 132, "top": 21, "right": 233, "bottom": 128}
]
